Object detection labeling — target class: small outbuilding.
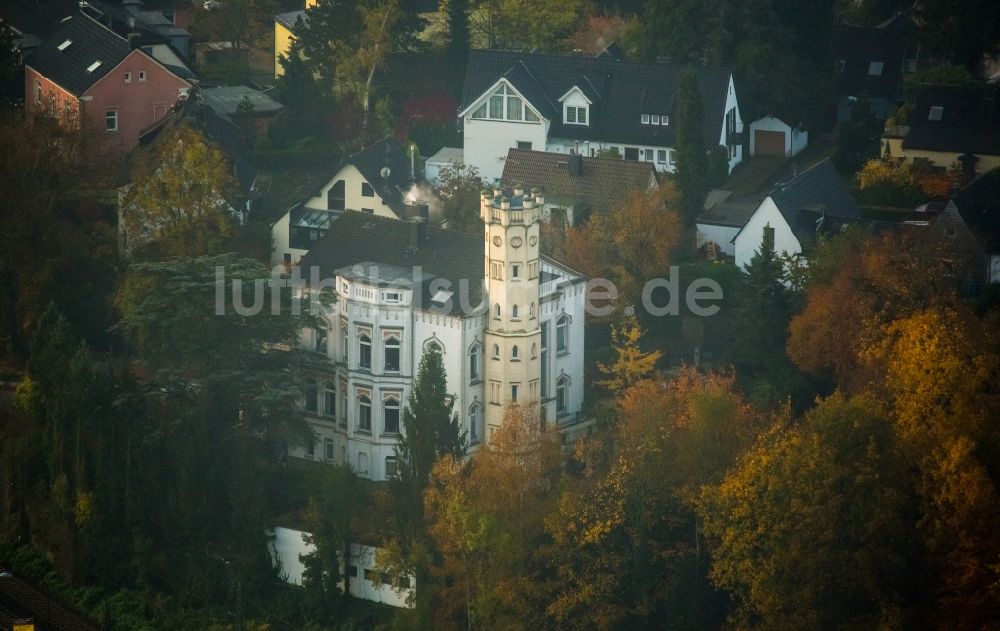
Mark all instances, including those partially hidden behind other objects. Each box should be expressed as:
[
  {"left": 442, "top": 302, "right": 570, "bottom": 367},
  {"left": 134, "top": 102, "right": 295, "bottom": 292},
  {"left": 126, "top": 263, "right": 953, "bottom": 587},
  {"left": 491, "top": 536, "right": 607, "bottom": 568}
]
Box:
[{"left": 748, "top": 116, "right": 808, "bottom": 158}]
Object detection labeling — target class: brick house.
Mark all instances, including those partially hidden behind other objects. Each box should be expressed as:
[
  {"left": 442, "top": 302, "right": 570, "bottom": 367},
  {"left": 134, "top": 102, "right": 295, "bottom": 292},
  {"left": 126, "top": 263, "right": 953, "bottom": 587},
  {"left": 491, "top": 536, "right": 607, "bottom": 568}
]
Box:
[{"left": 24, "top": 12, "right": 191, "bottom": 155}]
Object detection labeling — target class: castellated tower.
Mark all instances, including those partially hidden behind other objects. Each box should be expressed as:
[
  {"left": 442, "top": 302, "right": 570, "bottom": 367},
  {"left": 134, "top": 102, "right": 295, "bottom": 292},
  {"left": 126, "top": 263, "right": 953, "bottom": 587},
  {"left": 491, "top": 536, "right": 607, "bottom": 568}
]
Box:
[{"left": 481, "top": 187, "right": 543, "bottom": 434}]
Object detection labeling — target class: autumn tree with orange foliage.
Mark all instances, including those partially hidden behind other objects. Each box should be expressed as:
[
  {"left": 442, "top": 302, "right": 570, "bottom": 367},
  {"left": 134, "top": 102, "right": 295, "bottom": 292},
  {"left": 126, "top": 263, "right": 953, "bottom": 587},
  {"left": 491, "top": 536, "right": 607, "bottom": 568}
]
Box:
[
  {"left": 421, "top": 404, "right": 559, "bottom": 629},
  {"left": 787, "top": 230, "right": 957, "bottom": 390},
  {"left": 865, "top": 307, "right": 1000, "bottom": 626},
  {"left": 562, "top": 184, "right": 683, "bottom": 310},
  {"left": 545, "top": 369, "right": 761, "bottom": 629},
  {"left": 700, "top": 393, "right": 922, "bottom": 629}
]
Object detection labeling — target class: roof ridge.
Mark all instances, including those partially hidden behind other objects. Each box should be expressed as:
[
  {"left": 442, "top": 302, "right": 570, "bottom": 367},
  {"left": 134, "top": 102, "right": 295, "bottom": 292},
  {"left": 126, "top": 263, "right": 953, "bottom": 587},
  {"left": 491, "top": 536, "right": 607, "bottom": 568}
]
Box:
[
  {"left": 76, "top": 9, "right": 130, "bottom": 45},
  {"left": 470, "top": 48, "right": 735, "bottom": 75}
]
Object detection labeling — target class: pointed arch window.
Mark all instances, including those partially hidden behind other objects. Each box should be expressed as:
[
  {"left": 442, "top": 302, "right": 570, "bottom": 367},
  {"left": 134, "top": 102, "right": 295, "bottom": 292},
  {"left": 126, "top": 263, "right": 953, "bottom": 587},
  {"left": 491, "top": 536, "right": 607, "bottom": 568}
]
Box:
[
  {"left": 511, "top": 345, "right": 519, "bottom": 360},
  {"left": 556, "top": 315, "right": 570, "bottom": 353},
  {"left": 469, "top": 343, "right": 481, "bottom": 381},
  {"left": 493, "top": 343, "right": 501, "bottom": 360},
  {"left": 305, "top": 381, "right": 318, "bottom": 413},
  {"left": 359, "top": 333, "right": 372, "bottom": 369},
  {"left": 383, "top": 396, "right": 400, "bottom": 434},
  {"left": 556, "top": 375, "right": 570, "bottom": 414},
  {"left": 323, "top": 381, "right": 336, "bottom": 416},
  {"left": 469, "top": 402, "right": 482, "bottom": 444},
  {"left": 384, "top": 335, "right": 400, "bottom": 372},
  {"left": 358, "top": 394, "right": 372, "bottom": 431}
]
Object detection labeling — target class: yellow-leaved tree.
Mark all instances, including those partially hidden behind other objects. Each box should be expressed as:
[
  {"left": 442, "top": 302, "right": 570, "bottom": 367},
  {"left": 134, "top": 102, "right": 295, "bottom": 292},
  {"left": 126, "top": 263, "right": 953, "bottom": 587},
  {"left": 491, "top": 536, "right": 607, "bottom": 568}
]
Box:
[
  {"left": 121, "top": 124, "right": 237, "bottom": 260},
  {"left": 597, "top": 312, "right": 662, "bottom": 398},
  {"left": 865, "top": 307, "right": 1000, "bottom": 625}
]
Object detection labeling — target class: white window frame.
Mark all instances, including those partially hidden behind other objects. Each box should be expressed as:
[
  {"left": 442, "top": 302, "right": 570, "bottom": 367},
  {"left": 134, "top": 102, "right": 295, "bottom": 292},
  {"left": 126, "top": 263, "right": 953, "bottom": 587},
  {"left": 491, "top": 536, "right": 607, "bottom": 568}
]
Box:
[
  {"left": 138, "top": 70, "right": 147, "bottom": 82},
  {"left": 564, "top": 105, "right": 588, "bottom": 126},
  {"left": 105, "top": 109, "right": 119, "bottom": 132}
]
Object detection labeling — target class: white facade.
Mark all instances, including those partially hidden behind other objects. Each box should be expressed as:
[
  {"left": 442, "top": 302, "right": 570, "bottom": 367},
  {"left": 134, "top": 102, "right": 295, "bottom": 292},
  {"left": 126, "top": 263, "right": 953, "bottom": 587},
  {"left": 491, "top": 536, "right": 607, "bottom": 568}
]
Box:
[
  {"left": 749, "top": 116, "right": 808, "bottom": 157},
  {"left": 460, "top": 74, "right": 744, "bottom": 182},
  {"left": 271, "top": 163, "right": 401, "bottom": 267},
  {"left": 461, "top": 80, "right": 549, "bottom": 182},
  {"left": 733, "top": 196, "right": 802, "bottom": 268},
  {"left": 266, "top": 528, "right": 415, "bottom": 608},
  {"left": 289, "top": 192, "right": 587, "bottom": 479}
]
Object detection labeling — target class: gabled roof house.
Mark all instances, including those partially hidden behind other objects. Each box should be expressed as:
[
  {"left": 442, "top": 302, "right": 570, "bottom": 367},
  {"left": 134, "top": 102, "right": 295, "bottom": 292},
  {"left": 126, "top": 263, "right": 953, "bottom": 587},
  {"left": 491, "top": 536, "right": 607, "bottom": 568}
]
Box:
[
  {"left": 24, "top": 12, "right": 191, "bottom": 155},
  {"left": 457, "top": 50, "right": 744, "bottom": 181},
  {"left": 733, "top": 159, "right": 862, "bottom": 268},
  {"left": 271, "top": 138, "right": 418, "bottom": 267},
  {"left": 499, "top": 148, "right": 657, "bottom": 226}
]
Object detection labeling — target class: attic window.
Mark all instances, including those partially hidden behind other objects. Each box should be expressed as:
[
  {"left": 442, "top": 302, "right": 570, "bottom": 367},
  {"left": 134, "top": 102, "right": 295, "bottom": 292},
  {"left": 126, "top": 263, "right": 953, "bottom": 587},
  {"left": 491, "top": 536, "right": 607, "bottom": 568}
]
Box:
[
  {"left": 431, "top": 289, "right": 453, "bottom": 304},
  {"left": 868, "top": 61, "right": 884, "bottom": 76},
  {"left": 641, "top": 114, "right": 650, "bottom": 124},
  {"left": 87, "top": 60, "right": 102, "bottom": 73},
  {"left": 651, "top": 115, "right": 660, "bottom": 125},
  {"left": 928, "top": 106, "right": 944, "bottom": 121},
  {"left": 470, "top": 83, "right": 540, "bottom": 122},
  {"left": 57, "top": 39, "right": 73, "bottom": 51}
]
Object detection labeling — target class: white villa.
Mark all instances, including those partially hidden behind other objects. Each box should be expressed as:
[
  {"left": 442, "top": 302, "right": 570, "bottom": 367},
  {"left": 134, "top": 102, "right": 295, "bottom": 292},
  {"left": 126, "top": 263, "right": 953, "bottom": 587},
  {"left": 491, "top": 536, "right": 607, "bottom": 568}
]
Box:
[{"left": 288, "top": 189, "right": 587, "bottom": 480}]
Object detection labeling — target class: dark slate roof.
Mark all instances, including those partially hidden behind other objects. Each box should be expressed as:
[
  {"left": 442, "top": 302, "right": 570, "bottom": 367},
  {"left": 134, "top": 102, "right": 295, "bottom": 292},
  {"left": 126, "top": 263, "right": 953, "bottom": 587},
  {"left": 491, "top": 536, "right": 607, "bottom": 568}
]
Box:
[
  {"left": 274, "top": 9, "right": 307, "bottom": 31},
  {"left": 0, "top": 573, "right": 99, "bottom": 631},
  {"left": 499, "top": 148, "right": 656, "bottom": 215},
  {"left": 903, "top": 85, "right": 1000, "bottom": 156},
  {"left": 342, "top": 137, "right": 413, "bottom": 213},
  {"left": 0, "top": 0, "right": 78, "bottom": 39},
  {"left": 460, "top": 50, "right": 734, "bottom": 148},
  {"left": 951, "top": 168, "right": 1000, "bottom": 254},
  {"left": 833, "top": 24, "right": 907, "bottom": 102},
  {"left": 735, "top": 159, "right": 861, "bottom": 248},
  {"left": 298, "top": 212, "right": 484, "bottom": 316},
  {"left": 24, "top": 13, "right": 130, "bottom": 95}
]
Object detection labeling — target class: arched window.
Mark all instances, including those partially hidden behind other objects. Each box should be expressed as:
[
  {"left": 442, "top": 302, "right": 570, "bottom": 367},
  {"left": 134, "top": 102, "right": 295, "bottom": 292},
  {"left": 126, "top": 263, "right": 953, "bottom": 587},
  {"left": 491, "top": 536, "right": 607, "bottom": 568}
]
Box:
[
  {"left": 426, "top": 339, "right": 443, "bottom": 355},
  {"left": 384, "top": 335, "right": 400, "bottom": 372},
  {"left": 494, "top": 303, "right": 501, "bottom": 319},
  {"left": 556, "top": 375, "right": 569, "bottom": 414},
  {"left": 511, "top": 345, "right": 519, "bottom": 360},
  {"left": 314, "top": 324, "right": 327, "bottom": 354},
  {"left": 493, "top": 343, "right": 500, "bottom": 359},
  {"left": 358, "top": 394, "right": 372, "bottom": 431},
  {"left": 556, "top": 315, "right": 570, "bottom": 353},
  {"left": 531, "top": 343, "right": 537, "bottom": 359},
  {"left": 529, "top": 303, "right": 535, "bottom": 318},
  {"left": 383, "top": 396, "right": 400, "bottom": 434},
  {"left": 304, "top": 381, "right": 318, "bottom": 413},
  {"left": 512, "top": 304, "right": 519, "bottom": 319},
  {"left": 469, "top": 343, "right": 481, "bottom": 381},
  {"left": 328, "top": 179, "right": 345, "bottom": 211},
  {"left": 359, "top": 333, "right": 372, "bottom": 369},
  {"left": 323, "top": 381, "right": 336, "bottom": 416},
  {"left": 469, "top": 403, "right": 482, "bottom": 444}
]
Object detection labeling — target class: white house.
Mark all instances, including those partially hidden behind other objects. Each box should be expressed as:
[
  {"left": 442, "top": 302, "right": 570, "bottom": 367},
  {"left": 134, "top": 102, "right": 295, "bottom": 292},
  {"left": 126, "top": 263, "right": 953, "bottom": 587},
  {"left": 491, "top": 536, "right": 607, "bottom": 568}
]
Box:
[
  {"left": 266, "top": 526, "right": 415, "bottom": 608},
  {"left": 733, "top": 159, "right": 862, "bottom": 268},
  {"left": 748, "top": 116, "right": 808, "bottom": 157},
  {"left": 288, "top": 190, "right": 587, "bottom": 481},
  {"left": 455, "top": 50, "right": 744, "bottom": 182},
  {"left": 271, "top": 138, "right": 415, "bottom": 267}
]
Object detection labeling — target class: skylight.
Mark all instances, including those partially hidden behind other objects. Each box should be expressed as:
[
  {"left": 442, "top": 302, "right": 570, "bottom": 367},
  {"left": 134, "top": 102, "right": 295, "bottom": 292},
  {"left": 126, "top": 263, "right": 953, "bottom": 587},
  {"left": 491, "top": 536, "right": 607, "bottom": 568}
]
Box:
[
  {"left": 86, "top": 60, "right": 102, "bottom": 73},
  {"left": 57, "top": 39, "right": 73, "bottom": 51},
  {"left": 431, "top": 289, "right": 454, "bottom": 304},
  {"left": 928, "top": 106, "right": 944, "bottom": 121}
]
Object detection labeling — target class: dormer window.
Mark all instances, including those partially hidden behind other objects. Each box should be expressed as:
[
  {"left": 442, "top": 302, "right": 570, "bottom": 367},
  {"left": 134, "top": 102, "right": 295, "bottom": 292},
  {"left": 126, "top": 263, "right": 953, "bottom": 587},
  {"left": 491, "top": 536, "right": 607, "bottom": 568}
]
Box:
[
  {"left": 565, "top": 105, "right": 587, "bottom": 125},
  {"left": 470, "top": 83, "right": 540, "bottom": 122}
]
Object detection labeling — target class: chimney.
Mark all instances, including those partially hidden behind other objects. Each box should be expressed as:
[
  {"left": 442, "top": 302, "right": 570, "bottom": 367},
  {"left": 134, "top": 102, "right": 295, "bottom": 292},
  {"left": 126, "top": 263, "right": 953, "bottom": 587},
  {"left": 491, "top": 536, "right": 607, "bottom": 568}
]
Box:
[
  {"left": 408, "top": 217, "right": 427, "bottom": 251},
  {"left": 568, "top": 153, "right": 583, "bottom": 177}
]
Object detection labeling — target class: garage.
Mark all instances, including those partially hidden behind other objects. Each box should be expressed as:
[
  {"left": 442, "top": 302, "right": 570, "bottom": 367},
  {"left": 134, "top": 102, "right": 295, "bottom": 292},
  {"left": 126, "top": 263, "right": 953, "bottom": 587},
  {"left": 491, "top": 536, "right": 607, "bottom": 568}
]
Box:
[
  {"left": 754, "top": 130, "right": 786, "bottom": 157},
  {"left": 748, "top": 116, "right": 809, "bottom": 158}
]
